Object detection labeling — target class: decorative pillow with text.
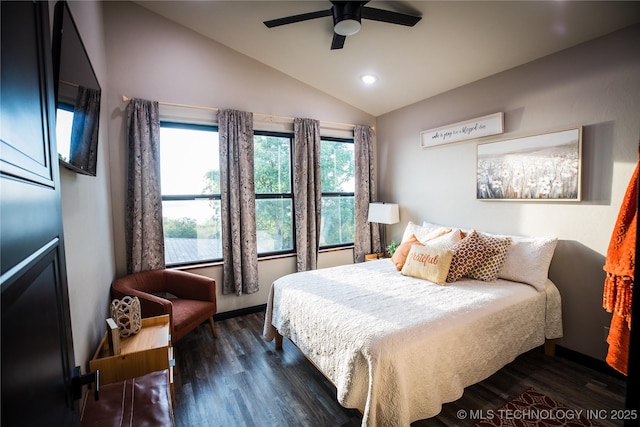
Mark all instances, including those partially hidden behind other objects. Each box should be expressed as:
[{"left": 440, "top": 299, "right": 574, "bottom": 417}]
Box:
[{"left": 401, "top": 245, "right": 454, "bottom": 285}]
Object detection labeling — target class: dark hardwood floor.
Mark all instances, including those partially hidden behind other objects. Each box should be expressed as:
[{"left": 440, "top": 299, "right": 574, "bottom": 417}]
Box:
[{"left": 173, "top": 311, "right": 626, "bottom": 427}]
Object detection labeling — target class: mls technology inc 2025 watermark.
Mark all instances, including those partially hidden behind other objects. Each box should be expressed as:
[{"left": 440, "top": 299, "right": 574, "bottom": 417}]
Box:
[{"left": 456, "top": 408, "right": 638, "bottom": 422}]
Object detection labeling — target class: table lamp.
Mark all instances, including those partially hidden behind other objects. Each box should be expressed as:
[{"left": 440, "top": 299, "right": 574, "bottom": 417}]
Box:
[{"left": 367, "top": 202, "right": 400, "bottom": 256}]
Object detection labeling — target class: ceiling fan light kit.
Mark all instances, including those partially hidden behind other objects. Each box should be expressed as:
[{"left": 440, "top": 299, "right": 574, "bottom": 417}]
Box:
[
  {"left": 334, "top": 19, "right": 361, "bottom": 36},
  {"left": 264, "top": 1, "right": 421, "bottom": 50},
  {"left": 332, "top": 1, "right": 362, "bottom": 36}
]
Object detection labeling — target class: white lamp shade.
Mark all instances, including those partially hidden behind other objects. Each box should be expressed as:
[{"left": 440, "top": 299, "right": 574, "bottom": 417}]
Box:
[{"left": 367, "top": 203, "right": 399, "bottom": 224}]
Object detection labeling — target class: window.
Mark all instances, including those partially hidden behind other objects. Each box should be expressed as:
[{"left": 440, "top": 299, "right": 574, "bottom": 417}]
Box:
[
  {"left": 254, "top": 132, "right": 294, "bottom": 255},
  {"left": 159, "top": 124, "right": 352, "bottom": 265},
  {"left": 160, "top": 122, "right": 221, "bottom": 266},
  {"left": 320, "top": 137, "right": 355, "bottom": 248}
]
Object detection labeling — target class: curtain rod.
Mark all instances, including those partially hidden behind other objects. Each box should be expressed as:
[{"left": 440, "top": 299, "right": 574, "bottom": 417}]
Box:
[{"left": 121, "top": 95, "right": 361, "bottom": 130}]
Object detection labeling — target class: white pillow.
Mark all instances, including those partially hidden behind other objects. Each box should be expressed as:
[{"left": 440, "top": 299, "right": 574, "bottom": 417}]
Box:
[
  {"left": 401, "top": 221, "right": 450, "bottom": 244},
  {"left": 424, "top": 229, "right": 463, "bottom": 249},
  {"left": 497, "top": 236, "right": 558, "bottom": 291},
  {"left": 422, "top": 221, "right": 446, "bottom": 230},
  {"left": 424, "top": 221, "right": 471, "bottom": 234}
]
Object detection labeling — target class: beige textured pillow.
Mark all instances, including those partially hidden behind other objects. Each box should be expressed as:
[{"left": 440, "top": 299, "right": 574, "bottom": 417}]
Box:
[
  {"left": 391, "top": 234, "right": 424, "bottom": 270},
  {"left": 401, "top": 222, "right": 431, "bottom": 243},
  {"left": 425, "top": 229, "right": 463, "bottom": 249},
  {"left": 421, "top": 226, "right": 453, "bottom": 244},
  {"left": 446, "top": 230, "right": 496, "bottom": 282},
  {"left": 497, "top": 235, "right": 558, "bottom": 291},
  {"left": 401, "top": 222, "right": 451, "bottom": 244},
  {"left": 466, "top": 233, "right": 512, "bottom": 281},
  {"left": 401, "top": 245, "right": 454, "bottom": 285}
]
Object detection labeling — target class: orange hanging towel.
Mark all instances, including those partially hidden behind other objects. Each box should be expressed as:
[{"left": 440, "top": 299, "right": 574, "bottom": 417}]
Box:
[{"left": 603, "top": 150, "right": 638, "bottom": 376}]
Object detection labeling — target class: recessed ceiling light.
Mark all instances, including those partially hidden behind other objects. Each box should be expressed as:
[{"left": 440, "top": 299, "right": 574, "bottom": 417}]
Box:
[{"left": 361, "top": 74, "right": 377, "bottom": 85}]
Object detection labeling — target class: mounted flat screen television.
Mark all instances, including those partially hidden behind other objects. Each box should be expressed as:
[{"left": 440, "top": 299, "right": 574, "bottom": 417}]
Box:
[{"left": 52, "top": 0, "right": 101, "bottom": 176}]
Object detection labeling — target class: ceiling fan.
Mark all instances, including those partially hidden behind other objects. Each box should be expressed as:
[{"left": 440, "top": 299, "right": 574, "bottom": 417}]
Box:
[{"left": 263, "top": 1, "right": 422, "bottom": 50}]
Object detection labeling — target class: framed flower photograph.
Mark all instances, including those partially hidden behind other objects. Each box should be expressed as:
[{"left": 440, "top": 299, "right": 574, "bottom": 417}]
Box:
[{"left": 476, "top": 127, "right": 582, "bottom": 201}]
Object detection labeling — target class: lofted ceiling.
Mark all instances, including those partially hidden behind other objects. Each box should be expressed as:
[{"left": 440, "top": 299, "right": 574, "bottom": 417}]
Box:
[{"left": 134, "top": 1, "right": 640, "bottom": 117}]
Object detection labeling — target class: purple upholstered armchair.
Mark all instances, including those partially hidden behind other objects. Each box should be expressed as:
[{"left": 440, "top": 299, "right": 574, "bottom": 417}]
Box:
[{"left": 111, "top": 269, "right": 217, "bottom": 342}]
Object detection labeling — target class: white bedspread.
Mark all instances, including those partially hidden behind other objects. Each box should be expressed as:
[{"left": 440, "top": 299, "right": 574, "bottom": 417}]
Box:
[{"left": 263, "top": 259, "right": 562, "bottom": 426}]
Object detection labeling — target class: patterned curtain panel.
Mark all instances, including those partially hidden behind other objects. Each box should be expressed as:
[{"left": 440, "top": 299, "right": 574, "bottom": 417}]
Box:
[
  {"left": 293, "top": 118, "right": 322, "bottom": 272},
  {"left": 69, "top": 85, "right": 101, "bottom": 175},
  {"left": 353, "top": 125, "right": 380, "bottom": 262},
  {"left": 125, "top": 98, "right": 165, "bottom": 273},
  {"left": 218, "top": 109, "right": 259, "bottom": 295}
]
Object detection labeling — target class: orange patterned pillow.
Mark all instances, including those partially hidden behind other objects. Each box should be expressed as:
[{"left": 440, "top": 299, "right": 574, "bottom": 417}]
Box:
[
  {"left": 391, "top": 234, "right": 424, "bottom": 270},
  {"left": 446, "top": 230, "right": 496, "bottom": 282}
]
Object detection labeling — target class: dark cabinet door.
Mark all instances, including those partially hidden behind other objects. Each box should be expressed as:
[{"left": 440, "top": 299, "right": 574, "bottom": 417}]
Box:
[{"left": 1, "top": 1, "right": 78, "bottom": 426}]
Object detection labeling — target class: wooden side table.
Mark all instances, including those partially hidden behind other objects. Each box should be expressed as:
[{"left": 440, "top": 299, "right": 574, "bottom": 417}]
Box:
[
  {"left": 365, "top": 253, "right": 389, "bottom": 261},
  {"left": 89, "top": 314, "right": 174, "bottom": 400}
]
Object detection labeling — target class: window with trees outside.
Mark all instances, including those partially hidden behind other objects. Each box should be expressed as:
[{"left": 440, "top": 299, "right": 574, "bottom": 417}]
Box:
[
  {"left": 254, "top": 131, "right": 294, "bottom": 255},
  {"left": 160, "top": 122, "right": 222, "bottom": 266},
  {"left": 159, "top": 124, "right": 354, "bottom": 266},
  {"left": 320, "top": 137, "right": 355, "bottom": 248}
]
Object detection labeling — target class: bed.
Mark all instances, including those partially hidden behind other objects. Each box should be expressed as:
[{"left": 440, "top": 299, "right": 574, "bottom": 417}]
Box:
[{"left": 263, "top": 224, "right": 563, "bottom": 426}]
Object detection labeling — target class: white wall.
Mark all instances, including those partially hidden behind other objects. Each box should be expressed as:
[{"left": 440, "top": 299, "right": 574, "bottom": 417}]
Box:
[
  {"left": 376, "top": 24, "right": 640, "bottom": 361},
  {"left": 54, "top": 1, "right": 117, "bottom": 370},
  {"left": 103, "top": 2, "right": 373, "bottom": 315}
]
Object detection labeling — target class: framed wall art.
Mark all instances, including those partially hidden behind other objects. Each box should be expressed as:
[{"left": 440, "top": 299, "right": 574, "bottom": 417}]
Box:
[
  {"left": 420, "top": 112, "right": 503, "bottom": 148},
  {"left": 476, "top": 127, "right": 582, "bottom": 201}
]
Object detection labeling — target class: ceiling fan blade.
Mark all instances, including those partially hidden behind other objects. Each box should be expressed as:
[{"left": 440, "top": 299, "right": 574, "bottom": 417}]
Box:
[
  {"left": 361, "top": 7, "right": 421, "bottom": 26},
  {"left": 264, "top": 9, "right": 332, "bottom": 28},
  {"left": 331, "top": 33, "right": 346, "bottom": 50}
]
